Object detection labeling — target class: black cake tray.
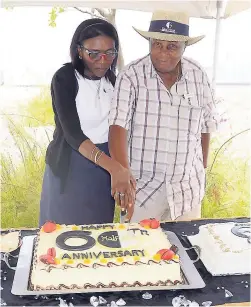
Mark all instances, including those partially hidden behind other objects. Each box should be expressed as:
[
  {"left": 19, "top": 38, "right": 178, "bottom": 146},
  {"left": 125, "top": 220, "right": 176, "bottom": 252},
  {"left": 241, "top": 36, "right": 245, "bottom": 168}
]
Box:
[{"left": 11, "top": 231, "right": 205, "bottom": 295}]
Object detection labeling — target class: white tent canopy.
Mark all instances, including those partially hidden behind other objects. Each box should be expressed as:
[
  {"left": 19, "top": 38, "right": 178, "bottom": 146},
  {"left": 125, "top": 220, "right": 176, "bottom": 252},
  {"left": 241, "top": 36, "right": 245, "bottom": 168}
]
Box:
[
  {"left": 2, "top": 0, "right": 251, "bottom": 19},
  {"left": 1, "top": 0, "right": 251, "bottom": 89}
]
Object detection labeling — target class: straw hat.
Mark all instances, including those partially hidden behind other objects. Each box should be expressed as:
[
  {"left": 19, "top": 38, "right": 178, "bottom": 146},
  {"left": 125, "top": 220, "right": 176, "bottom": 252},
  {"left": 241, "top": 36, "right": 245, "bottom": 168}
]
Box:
[{"left": 133, "top": 10, "right": 205, "bottom": 46}]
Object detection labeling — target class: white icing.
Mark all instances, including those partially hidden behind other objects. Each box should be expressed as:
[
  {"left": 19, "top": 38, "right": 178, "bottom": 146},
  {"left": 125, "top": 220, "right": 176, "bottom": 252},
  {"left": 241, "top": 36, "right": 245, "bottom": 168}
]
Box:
[
  {"left": 31, "top": 262, "right": 181, "bottom": 289},
  {"left": 0, "top": 232, "right": 20, "bottom": 253},
  {"left": 188, "top": 222, "right": 251, "bottom": 276},
  {"left": 30, "top": 223, "right": 182, "bottom": 289}
]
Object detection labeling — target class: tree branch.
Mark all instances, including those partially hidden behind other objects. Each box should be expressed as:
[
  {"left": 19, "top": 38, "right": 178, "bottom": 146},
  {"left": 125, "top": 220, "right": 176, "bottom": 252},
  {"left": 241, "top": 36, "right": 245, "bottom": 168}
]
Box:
[
  {"left": 73, "top": 7, "right": 105, "bottom": 19},
  {"left": 94, "top": 8, "right": 107, "bottom": 17}
]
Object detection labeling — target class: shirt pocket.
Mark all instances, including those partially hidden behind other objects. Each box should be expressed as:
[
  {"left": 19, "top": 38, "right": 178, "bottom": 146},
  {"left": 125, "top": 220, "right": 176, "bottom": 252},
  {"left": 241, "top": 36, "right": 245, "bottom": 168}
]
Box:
[{"left": 170, "top": 96, "right": 203, "bottom": 138}]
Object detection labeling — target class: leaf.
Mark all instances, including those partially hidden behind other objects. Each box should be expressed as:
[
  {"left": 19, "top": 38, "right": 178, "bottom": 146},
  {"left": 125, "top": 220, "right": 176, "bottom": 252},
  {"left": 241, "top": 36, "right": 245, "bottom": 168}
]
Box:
[
  {"left": 49, "top": 22, "right": 56, "bottom": 28},
  {"left": 48, "top": 7, "right": 65, "bottom": 27}
]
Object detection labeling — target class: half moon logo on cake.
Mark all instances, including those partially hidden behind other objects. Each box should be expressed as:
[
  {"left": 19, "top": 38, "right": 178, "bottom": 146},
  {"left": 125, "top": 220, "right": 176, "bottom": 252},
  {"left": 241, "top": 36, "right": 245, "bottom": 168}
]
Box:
[{"left": 97, "top": 231, "right": 121, "bottom": 248}]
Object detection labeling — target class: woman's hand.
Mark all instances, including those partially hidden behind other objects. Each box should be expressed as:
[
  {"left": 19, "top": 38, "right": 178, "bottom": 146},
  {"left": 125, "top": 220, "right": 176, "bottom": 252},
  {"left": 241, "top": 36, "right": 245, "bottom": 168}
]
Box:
[{"left": 110, "top": 162, "right": 136, "bottom": 221}]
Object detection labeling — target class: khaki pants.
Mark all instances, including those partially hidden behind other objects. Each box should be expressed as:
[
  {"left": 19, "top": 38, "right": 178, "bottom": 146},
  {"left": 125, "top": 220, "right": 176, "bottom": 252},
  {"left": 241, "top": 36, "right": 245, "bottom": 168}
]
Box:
[
  {"left": 175, "top": 206, "right": 201, "bottom": 221},
  {"left": 130, "top": 182, "right": 201, "bottom": 222}
]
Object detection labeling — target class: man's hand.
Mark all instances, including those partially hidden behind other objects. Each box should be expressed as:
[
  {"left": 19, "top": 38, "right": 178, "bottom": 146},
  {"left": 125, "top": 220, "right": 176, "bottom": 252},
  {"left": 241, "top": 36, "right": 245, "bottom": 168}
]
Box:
[
  {"left": 109, "top": 125, "right": 136, "bottom": 220},
  {"left": 125, "top": 176, "right": 137, "bottom": 221}
]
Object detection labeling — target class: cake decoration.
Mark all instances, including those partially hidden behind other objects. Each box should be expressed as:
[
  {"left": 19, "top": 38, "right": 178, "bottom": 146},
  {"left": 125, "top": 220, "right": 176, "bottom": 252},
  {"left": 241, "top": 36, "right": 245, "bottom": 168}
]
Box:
[
  {"left": 56, "top": 231, "right": 96, "bottom": 251},
  {"left": 139, "top": 218, "right": 160, "bottom": 229},
  {"left": 72, "top": 225, "right": 80, "bottom": 230},
  {"left": 153, "top": 253, "right": 161, "bottom": 261},
  {"left": 81, "top": 224, "right": 115, "bottom": 231},
  {"left": 127, "top": 228, "right": 149, "bottom": 236},
  {"left": 42, "top": 221, "right": 57, "bottom": 233},
  {"left": 39, "top": 247, "right": 57, "bottom": 264},
  {"left": 97, "top": 231, "right": 121, "bottom": 248},
  {"left": 59, "top": 249, "right": 146, "bottom": 260},
  {"left": 47, "top": 247, "right": 56, "bottom": 258},
  {"left": 207, "top": 224, "right": 250, "bottom": 253},
  {"left": 116, "top": 257, "right": 124, "bottom": 263},
  {"left": 39, "top": 254, "right": 56, "bottom": 265},
  {"left": 133, "top": 256, "right": 140, "bottom": 261},
  {"left": 231, "top": 223, "right": 251, "bottom": 243},
  {"left": 61, "top": 253, "right": 71, "bottom": 259},
  {"left": 100, "top": 258, "right": 108, "bottom": 264},
  {"left": 156, "top": 248, "right": 175, "bottom": 260},
  {"left": 54, "top": 258, "right": 60, "bottom": 265},
  {"left": 170, "top": 244, "right": 179, "bottom": 254},
  {"left": 30, "top": 222, "right": 182, "bottom": 290},
  {"left": 118, "top": 224, "right": 126, "bottom": 230}
]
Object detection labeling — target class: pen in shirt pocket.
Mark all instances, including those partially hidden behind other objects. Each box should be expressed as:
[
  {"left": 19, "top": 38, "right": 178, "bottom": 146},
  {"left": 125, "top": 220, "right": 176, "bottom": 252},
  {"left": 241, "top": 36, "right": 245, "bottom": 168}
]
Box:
[{"left": 182, "top": 93, "right": 195, "bottom": 105}]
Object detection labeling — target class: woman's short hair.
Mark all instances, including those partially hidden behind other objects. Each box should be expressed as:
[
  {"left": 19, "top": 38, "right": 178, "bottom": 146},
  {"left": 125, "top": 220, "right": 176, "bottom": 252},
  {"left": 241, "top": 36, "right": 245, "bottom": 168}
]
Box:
[{"left": 70, "top": 18, "right": 119, "bottom": 85}]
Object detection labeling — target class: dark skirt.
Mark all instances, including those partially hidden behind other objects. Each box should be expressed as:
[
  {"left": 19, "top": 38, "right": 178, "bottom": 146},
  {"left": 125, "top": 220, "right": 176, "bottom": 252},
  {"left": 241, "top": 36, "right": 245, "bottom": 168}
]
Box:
[{"left": 39, "top": 143, "right": 115, "bottom": 226}]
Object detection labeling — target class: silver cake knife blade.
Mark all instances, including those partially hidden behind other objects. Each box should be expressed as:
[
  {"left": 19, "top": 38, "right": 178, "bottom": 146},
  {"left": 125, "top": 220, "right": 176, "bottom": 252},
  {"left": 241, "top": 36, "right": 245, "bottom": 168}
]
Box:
[
  {"left": 120, "top": 208, "right": 127, "bottom": 223},
  {"left": 120, "top": 209, "right": 133, "bottom": 231}
]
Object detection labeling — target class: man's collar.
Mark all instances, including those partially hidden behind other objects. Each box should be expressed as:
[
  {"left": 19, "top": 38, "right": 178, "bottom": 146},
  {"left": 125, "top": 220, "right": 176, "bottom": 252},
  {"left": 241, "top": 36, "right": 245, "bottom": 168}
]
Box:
[
  {"left": 147, "top": 55, "right": 156, "bottom": 78},
  {"left": 180, "top": 57, "right": 190, "bottom": 80},
  {"left": 148, "top": 55, "right": 189, "bottom": 80}
]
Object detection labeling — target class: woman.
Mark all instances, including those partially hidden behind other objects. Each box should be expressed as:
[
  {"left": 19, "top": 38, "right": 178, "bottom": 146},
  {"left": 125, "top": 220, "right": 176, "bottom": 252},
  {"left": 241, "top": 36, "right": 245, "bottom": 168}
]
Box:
[{"left": 39, "top": 18, "right": 134, "bottom": 226}]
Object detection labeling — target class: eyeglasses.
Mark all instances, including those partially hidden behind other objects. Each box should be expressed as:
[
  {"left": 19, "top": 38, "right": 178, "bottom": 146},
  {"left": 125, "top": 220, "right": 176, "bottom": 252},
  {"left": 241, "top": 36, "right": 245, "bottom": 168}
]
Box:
[{"left": 80, "top": 45, "right": 118, "bottom": 61}]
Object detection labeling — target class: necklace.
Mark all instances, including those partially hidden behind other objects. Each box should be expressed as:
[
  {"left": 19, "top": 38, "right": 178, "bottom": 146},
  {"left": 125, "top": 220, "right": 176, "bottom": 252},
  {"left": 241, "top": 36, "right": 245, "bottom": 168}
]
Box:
[{"left": 86, "top": 78, "right": 101, "bottom": 100}]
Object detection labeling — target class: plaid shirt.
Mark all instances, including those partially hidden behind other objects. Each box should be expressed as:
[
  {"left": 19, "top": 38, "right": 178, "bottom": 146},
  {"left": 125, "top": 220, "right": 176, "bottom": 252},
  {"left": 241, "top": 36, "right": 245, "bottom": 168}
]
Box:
[{"left": 109, "top": 55, "right": 220, "bottom": 219}]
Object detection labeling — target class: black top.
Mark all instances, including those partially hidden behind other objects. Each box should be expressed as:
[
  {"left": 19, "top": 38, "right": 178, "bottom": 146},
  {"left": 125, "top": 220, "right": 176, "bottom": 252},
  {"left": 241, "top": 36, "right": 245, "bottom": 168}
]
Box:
[{"left": 45, "top": 63, "right": 115, "bottom": 192}]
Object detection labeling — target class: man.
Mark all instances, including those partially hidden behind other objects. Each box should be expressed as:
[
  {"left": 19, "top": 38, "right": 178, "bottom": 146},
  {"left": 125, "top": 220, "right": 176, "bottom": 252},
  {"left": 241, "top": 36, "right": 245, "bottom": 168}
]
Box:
[{"left": 109, "top": 10, "right": 221, "bottom": 222}]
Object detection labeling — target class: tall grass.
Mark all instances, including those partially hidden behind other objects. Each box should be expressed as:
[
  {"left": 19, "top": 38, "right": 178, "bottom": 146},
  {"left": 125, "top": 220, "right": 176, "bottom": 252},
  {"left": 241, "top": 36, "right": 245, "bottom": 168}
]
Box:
[
  {"left": 202, "top": 132, "right": 250, "bottom": 218},
  {"left": 0, "top": 89, "right": 250, "bottom": 228},
  {"left": 1, "top": 117, "right": 47, "bottom": 228},
  {"left": 20, "top": 87, "right": 54, "bottom": 127}
]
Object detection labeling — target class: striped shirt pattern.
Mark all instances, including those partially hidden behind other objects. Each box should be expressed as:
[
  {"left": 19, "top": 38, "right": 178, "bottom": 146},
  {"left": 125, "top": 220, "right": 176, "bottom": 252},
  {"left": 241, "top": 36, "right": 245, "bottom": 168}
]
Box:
[{"left": 109, "top": 55, "right": 220, "bottom": 219}]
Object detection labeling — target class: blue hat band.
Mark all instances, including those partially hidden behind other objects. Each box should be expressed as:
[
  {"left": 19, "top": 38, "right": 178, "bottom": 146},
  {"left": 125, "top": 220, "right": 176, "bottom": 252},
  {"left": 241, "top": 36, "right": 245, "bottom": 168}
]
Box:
[{"left": 149, "top": 20, "right": 189, "bottom": 36}]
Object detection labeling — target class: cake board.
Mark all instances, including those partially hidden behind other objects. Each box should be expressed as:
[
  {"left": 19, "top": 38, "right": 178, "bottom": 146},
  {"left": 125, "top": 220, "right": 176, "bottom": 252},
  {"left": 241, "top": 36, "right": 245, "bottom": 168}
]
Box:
[{"left": 11, "top": 231, "right": 205, "bottom": 296}]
